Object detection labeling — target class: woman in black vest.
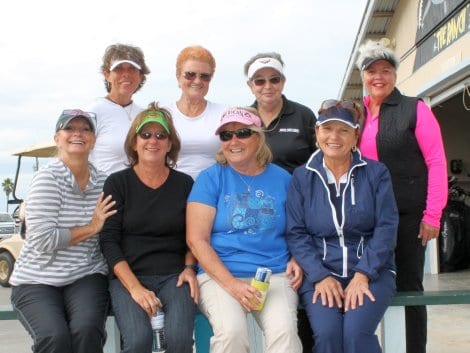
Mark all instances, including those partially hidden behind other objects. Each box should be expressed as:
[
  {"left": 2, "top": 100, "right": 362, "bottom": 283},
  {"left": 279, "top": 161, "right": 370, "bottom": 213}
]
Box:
[{"left": 355, "top": 40, "right": 448, "bottom": 353}]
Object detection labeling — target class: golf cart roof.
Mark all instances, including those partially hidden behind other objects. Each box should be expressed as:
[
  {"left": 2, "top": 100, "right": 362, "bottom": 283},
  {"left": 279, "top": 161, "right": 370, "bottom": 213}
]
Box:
[{"left": 11, "top": 141, "right": 57, "bottom": 158}]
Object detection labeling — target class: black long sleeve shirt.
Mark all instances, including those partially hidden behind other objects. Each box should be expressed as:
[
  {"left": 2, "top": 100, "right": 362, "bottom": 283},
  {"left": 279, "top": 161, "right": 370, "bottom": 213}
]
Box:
[{"left": 100, "top": 167, "right": 193, "bottom": 278}]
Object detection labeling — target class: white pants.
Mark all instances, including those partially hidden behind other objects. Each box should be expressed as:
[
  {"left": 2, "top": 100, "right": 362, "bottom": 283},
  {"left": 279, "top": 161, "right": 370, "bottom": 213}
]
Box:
[{"left": 197, "top": 272, "right": 302, "bottom": 353}]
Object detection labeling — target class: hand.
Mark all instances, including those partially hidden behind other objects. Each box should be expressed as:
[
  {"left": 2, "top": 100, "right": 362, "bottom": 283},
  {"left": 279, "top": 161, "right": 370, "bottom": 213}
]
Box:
[
  {"left": 286, "top": 257, "right": 303, "bottom": 291},
  {"left": 129, "top": 284, "right": 161, "bottom": 317},
  {"left": 227, "top": 277, "right": 261, "bottom": 312},
  {"left": 313, "top": 276, "right": 344, "bottom": 308},
  {"left": 344, "top": 272, "right": 374, "bottom": 311},
  {"left": 89, "top": 193, "right": 116, "bottom": 234},
  {"left": 177, "top": 267, "right": 199, "bottom": 304},
  {"left": 418, "top": 221, "right": 440, "bottom": 246}
]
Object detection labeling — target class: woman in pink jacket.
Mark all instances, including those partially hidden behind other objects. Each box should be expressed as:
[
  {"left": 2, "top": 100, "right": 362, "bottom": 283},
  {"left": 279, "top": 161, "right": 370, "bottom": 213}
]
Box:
[{"left": 355, "top": 40, "right": 448, "bottom": 353}]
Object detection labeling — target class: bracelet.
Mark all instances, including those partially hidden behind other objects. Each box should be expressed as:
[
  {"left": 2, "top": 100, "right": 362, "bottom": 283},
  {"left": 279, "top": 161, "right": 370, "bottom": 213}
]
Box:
[{"left": 184, "top": 264, "right": 198, "bottom": 272}]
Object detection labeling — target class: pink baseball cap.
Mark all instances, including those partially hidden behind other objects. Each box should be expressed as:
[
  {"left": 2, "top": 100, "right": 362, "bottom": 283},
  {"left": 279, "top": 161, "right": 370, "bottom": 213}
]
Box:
[{"left": 215, "top": 108, "right": 262, "bottom": 135}]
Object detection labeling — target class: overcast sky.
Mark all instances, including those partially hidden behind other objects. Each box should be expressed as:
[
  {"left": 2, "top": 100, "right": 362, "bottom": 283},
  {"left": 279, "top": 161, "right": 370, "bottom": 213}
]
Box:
[{"left": 0, "top": 0, "right": 367, "bottom": 211}]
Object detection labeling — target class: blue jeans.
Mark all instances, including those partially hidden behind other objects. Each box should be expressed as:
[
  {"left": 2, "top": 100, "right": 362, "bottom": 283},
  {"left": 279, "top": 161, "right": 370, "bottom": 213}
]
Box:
[
  {"left": 11, "top": 273, "right": 109, "bottom": 353},
  {"left": 301, "top": 270, "right": 396, "bottom": 353},
  {"left": 109, "top": 273, "right": 195, "bottom": 353}
]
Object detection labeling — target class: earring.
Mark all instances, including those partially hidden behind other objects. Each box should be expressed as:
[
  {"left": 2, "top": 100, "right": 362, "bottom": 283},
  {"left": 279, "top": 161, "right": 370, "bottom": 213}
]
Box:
[
  {"left": 352, "top": 145, "right": 357, "bottom": 152},
  {"left": 315, "top": 141, "right": 320, "bottom": 149}
]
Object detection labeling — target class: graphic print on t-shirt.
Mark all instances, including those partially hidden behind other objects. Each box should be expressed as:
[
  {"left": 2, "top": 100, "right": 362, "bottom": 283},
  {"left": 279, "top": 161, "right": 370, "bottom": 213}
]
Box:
[{"left": 225, "top": 189, "right": 278, "bottom": 235}]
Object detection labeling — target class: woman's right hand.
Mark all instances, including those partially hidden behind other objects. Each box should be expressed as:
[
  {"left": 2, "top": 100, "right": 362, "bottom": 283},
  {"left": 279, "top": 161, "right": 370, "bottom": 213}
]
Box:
[
  {"left": 313, "top": 276, "right": 344, "bottom": 308},
  {"left": 129, "top": 284, "right": 162, "bottom": 317},
  {"left": 89, "top": 193, "right": 116, "bottom": 234},
  {"left": 227, "top": 277, "right": 261, "bottom": 312}
]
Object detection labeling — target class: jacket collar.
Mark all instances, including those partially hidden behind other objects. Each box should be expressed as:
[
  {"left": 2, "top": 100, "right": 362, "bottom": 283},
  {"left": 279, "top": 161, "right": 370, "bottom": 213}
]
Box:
[{"left": 305, "top": 149, "right": 367, "bottom": 179}]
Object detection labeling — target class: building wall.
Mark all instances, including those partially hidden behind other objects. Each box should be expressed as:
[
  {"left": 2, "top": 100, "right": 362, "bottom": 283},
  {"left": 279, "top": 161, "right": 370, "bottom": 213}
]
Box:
[{"left": 385, "top": 0, "right": 469, "bottom": 96}]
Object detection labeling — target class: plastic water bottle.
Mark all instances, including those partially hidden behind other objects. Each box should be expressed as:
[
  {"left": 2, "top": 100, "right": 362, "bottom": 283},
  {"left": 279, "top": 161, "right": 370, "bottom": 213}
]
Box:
[{"left": 150, "top": 308, "right": 166, "bottom": 352}]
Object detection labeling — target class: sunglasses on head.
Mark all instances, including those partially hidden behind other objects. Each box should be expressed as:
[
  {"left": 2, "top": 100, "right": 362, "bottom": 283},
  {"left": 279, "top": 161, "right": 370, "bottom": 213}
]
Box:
[
  {"left": 251, "top": 76, "right": 282, "bottom": 87},
  {"left": 62, "top": 109, "right": 97, "bottom": 122},
  {"left": 219, "top": 128, "right": 255, "bottom": 142},
  {"left": 138, "top": 131, "right": 169, "bottom": 140},
  {"left": 319, "top": 99, "right": 356, "bottom": 112},
  {"left": 183, "top": 71, "right": 212, "bottom": 82}
]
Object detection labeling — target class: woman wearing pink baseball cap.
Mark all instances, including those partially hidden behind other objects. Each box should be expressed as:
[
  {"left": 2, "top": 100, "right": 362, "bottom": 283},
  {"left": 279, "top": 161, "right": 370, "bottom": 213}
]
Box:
[{"left": 187, "top": 107, "right": 303, "bottom": 353}]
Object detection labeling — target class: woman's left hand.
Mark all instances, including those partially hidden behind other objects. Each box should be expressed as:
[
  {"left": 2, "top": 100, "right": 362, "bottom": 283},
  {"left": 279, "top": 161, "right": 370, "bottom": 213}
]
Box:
[
  {"left": 177, "top": 267, "right": 199, "bottom": 304},
  {"left": 418, "top": 221, "right": 440, "bottom": 246},
  {"left": 286, "top": 257, "right": 303, "bottom": 290},
  {"left": 344, "top": 272, "right": 375, "bottom": 311}
]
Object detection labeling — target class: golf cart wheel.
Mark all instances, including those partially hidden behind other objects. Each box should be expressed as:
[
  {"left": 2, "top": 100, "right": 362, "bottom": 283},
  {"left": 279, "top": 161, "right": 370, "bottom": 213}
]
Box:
[{"left": 0, "top": 252, "right": 14, "bottom": 287}]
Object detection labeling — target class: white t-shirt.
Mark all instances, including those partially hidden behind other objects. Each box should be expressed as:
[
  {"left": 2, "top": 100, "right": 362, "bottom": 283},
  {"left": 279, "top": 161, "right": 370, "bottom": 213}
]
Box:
[
  {"left": 166, "top": 101, "right": 227, "bottom": 180},
  {"left": 88, "top": 97, "right": 143, "bottom": 175}
]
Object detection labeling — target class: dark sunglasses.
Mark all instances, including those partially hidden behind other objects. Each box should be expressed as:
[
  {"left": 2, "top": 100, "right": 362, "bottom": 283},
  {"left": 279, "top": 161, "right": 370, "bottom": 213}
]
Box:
[
  {"left": 219, "top": 128, "right": 255, "bottom": 142},
  {"left": 138, "top": 131, "right": 169, "bottom": 140},
  {"left": 183, "top": 71, "right": 212, "bottom": 82},
  {"left": 252, "top": 76, "right": 282, "bottom": 86}
]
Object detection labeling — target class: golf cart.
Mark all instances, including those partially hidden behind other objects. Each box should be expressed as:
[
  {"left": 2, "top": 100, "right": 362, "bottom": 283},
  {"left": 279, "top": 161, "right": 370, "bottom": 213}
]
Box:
[{"left": 0, "top": 141, "right": 56, "bottom": 287}]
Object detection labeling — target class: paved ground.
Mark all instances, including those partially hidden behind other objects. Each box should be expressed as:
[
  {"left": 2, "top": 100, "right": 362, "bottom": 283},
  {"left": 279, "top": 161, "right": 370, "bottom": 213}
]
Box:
[{"left": 1, "top": 269, "right": 469, "bottom": 353}]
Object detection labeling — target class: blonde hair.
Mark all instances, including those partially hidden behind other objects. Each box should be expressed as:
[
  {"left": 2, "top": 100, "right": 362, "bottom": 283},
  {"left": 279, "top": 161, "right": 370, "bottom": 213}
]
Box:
[{"left": 215, "top": 107, "right": 273, "bottom": 167}]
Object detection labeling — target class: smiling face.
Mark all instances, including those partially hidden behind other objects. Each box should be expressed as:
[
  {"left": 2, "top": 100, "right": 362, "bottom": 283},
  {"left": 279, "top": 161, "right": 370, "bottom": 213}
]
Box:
[
  {"left": 104, "top": 62, "right": 143, "bottom": 101},
  {"left": 177, "top": 59, "right": 213, "bottom": 101},
  {"left": 362, "top": 59, "right": 396, "bottom": 102},
  {"left": 134, "top": 122, "right": 171, "bottom": 166},
  {"left": 54, "top": 117, "right": 96, "bottom": 156},
  {"left": 315, "top": 121, "right": 358, "bottom": 163},
  {"left": 220, "top": 122, "right": 260, "bottom": 170},
  {"left": 247, "top": 67, "right": 285, "bottom": 106}
]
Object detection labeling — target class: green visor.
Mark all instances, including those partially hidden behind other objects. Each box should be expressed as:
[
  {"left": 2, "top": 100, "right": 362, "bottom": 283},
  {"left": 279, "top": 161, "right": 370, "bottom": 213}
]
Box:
[{"left": 135, "top": 111, "right": 170, "bottom": 134}]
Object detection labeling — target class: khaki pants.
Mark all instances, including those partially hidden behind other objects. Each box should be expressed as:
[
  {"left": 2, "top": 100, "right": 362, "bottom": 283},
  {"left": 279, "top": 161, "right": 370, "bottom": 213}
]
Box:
[{"left": 197, "top": 272, "right": 302, "bottom": 353}]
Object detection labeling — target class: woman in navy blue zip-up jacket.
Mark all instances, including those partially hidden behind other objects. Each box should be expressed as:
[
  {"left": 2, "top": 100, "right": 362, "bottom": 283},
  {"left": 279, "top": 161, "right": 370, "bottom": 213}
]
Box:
[{"left": 286, "top": 100, "right": 398, "bottom": 353}]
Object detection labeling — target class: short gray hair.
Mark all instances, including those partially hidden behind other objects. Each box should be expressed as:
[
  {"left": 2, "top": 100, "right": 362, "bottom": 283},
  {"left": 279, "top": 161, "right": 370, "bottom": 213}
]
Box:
[{"left": 355, "top": 40, "right": 399, "bottom": 72}]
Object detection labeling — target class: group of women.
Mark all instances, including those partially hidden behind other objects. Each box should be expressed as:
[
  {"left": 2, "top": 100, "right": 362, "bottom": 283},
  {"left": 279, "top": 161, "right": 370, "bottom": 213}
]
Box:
[{"left": 9, "top": 39, "right": 446, "bottom": 353}]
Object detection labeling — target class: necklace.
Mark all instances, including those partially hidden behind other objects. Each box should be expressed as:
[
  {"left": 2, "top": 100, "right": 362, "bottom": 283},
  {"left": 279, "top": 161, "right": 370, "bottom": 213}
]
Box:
[
  {"left": 106, "top": 96, "right": 133, "bottom": 120},
  {"left": 237, "top": 172, "right": 256, "bottom": 193}
]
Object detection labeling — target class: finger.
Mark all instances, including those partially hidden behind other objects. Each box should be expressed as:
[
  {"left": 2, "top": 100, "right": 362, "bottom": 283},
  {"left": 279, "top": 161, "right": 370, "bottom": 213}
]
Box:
[
  {"left": 351, "top": 293, "right": 358, "bottom": 310},
  {"left": 312, "top": 291, "right": 319, "bottom": 304},
  {"left": 101, "top": 194, "right": 113, "bottom": 204},
  {"left": 364, "top": 289, "right": 376, "bottom": 303},
  {"left": 344, "top": 293, "right": 351, "bottom": 312},
  {"left": 241, "top": 297, "right": 251, "bottom": 312},
  {"left": 102, "top": 200, "right": 116, "bottom": 212},
  {"left": 334, "top": 290, "right": 343, "bottom": 308}
]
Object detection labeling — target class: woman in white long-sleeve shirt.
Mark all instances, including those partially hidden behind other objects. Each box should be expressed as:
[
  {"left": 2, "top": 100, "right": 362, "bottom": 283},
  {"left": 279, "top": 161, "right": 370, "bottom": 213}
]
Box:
[{"left": 10, "top": 109, "right": 116, "bottom": 353}]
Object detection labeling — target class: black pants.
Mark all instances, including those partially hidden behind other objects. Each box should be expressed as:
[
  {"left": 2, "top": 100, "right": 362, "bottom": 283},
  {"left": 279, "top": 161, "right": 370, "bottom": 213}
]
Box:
[
  {"left": 11, "top": 273, "right": 109, "bottom": 353},
  {"left": 395, "top": 212, "right": 427, "bottom": 353},
  {"left": 298, "top": 308, "right": 314, "bottom": 352}
]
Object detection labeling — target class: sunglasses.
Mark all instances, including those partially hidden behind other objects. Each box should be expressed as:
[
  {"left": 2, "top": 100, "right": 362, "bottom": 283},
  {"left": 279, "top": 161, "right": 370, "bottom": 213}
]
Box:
[
  {"left": 319, "top": 99, "right": 356, "bottom": 112},
  {"left": 252, "top": 76, "right": 282, "bottom": 87},
  {"left": 183, "top": 71, "right": 212, "bottom": 82},
  {"left": 61, "top": 109, "right": 97, "bottom": 121},
  {"left": 138, "top": 131, "right": 169, "bottom": 140},
  {"left": 219, "top": 128, "right": 255, "bottom": 142}
]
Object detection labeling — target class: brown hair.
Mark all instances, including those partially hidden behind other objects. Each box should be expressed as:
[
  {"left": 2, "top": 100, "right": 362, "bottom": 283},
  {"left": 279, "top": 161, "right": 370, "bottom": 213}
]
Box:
[
  {"left": 124, "top": 102, "right": 181, "bottom": 167},
  {"left": 101, "top": 43, "right": 150, "bottom": 93},
  {"left": 176, "top": 45, "right": 216, "bottom": 76}
]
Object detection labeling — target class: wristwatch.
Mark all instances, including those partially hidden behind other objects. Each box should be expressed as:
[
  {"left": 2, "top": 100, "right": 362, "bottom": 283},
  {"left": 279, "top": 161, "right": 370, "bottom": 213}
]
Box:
[{"left": 184, "top": 264, "right": 198, "bottom": 272}]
